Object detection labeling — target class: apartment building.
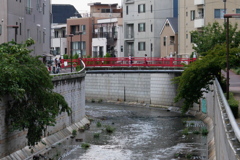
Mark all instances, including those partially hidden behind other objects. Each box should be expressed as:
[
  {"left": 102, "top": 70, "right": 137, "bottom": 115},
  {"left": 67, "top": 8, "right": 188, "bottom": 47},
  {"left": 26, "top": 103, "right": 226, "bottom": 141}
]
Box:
[
  {"left": 92, "top": 18, "right": 124, "bottom": 57},
  {"left": 123, "top": 0, "right": 177, "bottom": 58},
  {"left": 0, "top": 0, "right": 51, "bottom": 56},
  {"left": 179, "top": 0, "right": 240, "bottom": 57},
  {"left": 66, "top": 2, "right": 122, "bottom": 58}
]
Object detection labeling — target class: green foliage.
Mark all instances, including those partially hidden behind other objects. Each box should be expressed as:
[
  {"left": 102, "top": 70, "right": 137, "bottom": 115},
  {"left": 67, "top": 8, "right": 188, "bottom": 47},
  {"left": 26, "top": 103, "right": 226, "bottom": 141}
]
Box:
[
  {"left": 76, "top": 65, "right": 83, "bottom": 72},
  {"left": 0, "top": 39, "right": 71, "bottom": 146},
  {"left": 182, "top": 128, "right": 189, "bottom": 135},
  {"left": 104, "top": 52, "right": 111, "bottom": 58},
  {"left": 105, "top": 125, "right": 115, "bottom": 133},
  {"left": 81, "top": 143, "right": 90, "bottom": 149},
  {"left": 63, "top": 54, "right": 69, "bottom": 59},
  {"left": 96, "top": 121, "right": 102, "bottom": 127},
  {"left": 73, "top": 53, "right": 79, "bottom": 59},
  {"left": 227, "top": 92, "right": 239, "bottom": 118},
  {"left": 173, "top": 45, "right": 240, "bottom": 113},
  {"left": 191, "top": 22, "right": 240, "bottom": 56},
  {"left": 93, "top": 133, "right": 100, "bottom": 138},
  {"left": 201, "top": 128, "right": 208, "bottom": 136},
  {"left": 72, "top": 129, "right": 77, "bottom": 136}
]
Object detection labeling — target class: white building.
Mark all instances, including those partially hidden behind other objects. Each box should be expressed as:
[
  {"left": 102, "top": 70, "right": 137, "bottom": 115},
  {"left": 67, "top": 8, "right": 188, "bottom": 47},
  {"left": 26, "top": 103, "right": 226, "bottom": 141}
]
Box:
[
  {"left": 92, "top": 18, "right": 124, "bottom": 57},
  {"left": 123, "top": 0, "right": 175, "bottom": 57},
  {"left": 51, "top": 24, "right": 67, "bottom": 58}
]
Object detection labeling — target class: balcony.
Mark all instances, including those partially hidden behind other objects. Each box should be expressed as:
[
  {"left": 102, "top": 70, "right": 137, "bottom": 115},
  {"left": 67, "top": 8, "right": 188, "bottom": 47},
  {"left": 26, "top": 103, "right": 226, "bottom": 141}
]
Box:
[
  {"left": 125, "top": 0, "right": 134, "bottom": 4},
  {"left": 194, "top": 18, "right": 204, "bottom": 28},
  {"left": 194, "top": 0, "right": 204, "bottom": 5}
]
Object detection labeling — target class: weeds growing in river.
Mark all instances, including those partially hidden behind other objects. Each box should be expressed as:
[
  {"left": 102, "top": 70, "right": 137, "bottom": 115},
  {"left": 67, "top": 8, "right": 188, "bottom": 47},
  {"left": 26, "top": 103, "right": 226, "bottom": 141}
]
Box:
[
  {"left": 94, "top": 133, "right": 100, "bottom": 138},
  {"left": 81, "top": 143, "right": 90, "bottom": 149},
  {"left": 201, "top": 128, "right": 208, "bottom": 136},
  {"left": 96, "top": 121, "right": 102, "bottom": 127},
  {"left": 72, "top": 129, "right": 77, "bottom": 136},
  {"left": 105, "top": 125, "right": 115, "bottom": 133},
  {"left": 182, "top": 128, "right": 189, "bottom": 135}
]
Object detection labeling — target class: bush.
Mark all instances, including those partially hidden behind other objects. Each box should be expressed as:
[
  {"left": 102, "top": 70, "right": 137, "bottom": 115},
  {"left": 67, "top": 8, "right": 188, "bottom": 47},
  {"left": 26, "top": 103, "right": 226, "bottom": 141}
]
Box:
[
  {"left": 76, "top": 65, "right": 83, "bottom": 71},
  {"left": 227, "top": 92, "right": 239, "bottom": 118},
  {"left": 96, "top": 121, "right": 102, "bottom": 127},
  {"left": 72, "top": 129, "right": 77, "bottom": 136},
  {"left": 63, "top": 54, "right": 69, "bottom": 59},
  {"left": 81, "top": 143, "right": 90, "bottom": 149},
  {"left": 105, "top": 125, "right": 115, "bottom": 133},
  {"left": 201, "top": 128, "right": 208, "bottom": 136},
  {"left": 73, "top": 53, "right": 79, "bottom": 59}
]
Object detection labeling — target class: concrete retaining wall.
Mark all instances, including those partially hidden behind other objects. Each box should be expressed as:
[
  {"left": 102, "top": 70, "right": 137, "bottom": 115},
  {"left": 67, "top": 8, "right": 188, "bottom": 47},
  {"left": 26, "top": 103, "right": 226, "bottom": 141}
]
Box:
[
  {"left": 203, "top": 80, "right": 240, "bottom": 160},
  {"left": 0, "top": 72, "right": 86, "bottom": 159},
  {"left": 85, "top": 73, "right": 181, "bottom": 107}
]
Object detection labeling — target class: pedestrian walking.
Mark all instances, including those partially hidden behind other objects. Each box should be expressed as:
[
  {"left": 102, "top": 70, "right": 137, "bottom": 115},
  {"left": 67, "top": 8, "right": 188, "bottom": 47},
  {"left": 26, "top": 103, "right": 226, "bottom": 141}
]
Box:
[
  {"left": 144, "top": 54, "right": 148, "bottom": 66},
  {"left": 129, "top": 55, "right": 133, "bottom": 67}
]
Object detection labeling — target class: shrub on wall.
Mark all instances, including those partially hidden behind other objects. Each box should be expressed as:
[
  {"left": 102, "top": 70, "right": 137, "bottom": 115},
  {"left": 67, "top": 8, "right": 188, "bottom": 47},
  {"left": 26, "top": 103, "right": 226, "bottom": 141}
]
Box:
[{"left": 227, "top": 92, "right": 239, "bottom": 118}]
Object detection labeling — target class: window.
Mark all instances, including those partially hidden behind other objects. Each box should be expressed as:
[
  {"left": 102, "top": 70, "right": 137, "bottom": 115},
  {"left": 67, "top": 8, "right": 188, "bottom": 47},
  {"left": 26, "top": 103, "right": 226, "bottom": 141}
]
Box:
[
  {"left": 138, "top": 42, "right": 145, "bottom": 51},
  {"left": 165, "top": 23, "right": 169, "bottom": 27},
  {"left": 70, "top": 25, "right": 79, "bottom": 34},
  {"left": 54, "top": 31, "right": 58, "bottom": 38},
  {"left": 138, "top": 4, "right": 145, "bottom": 13},
  {"left": 236, "top": 9, "right": 240, "bottom": 14},
  {"left": 19, "top": 23, "right": 21, "bottom": 35},
  {"left": 151, "top": 24, "right": 153, "bottom": 32},
  {"left": 0, "top": 25, "right": 2, "bottom": 35},
  {"left": 214, "top": 9, "right": 225, "bottom": 18},
  {"left": 151, "top": 43, "right": 153, "bottom": 52},
  {"left": 43, "top": 32, "right": 45, "bottom": 43},
  {"left": 62, "top": 30, "right": 66, "bottom": 37},
  {"left": 81, "top": 25, "right": 86, "bottom": 34},
  {"left": 186, "top": 34, "right": 188, "bottom": 39},
  {"left": 138, "top": 23, "right": 145, "bottom": 32},
  {"left": 186, "top": 12, "right": 188, "bottom": 17},
  {"left": 27, "top": 29, "right": 31, "bottom": 38},
  {"left": 190, "top": 10, "right": 195, "bottom": 21},
  {"left": 126, "top": 6, "right": 128, "bottom": 15},
  {"left": 151, "top": 5, "right": 153, "bottom": 13},
  {"left": 163, "top": 37, "right": 166, "bottom": 46},
  {"left": 101, "top": 8, "right": 111, "bottom": 13}
]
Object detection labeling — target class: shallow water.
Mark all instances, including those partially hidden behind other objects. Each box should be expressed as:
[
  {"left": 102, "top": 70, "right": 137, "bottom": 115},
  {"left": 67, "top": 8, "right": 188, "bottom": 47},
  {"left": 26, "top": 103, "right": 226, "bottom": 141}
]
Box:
[{"left": 41, "top": 103, "right": 207, "bottom": 160}]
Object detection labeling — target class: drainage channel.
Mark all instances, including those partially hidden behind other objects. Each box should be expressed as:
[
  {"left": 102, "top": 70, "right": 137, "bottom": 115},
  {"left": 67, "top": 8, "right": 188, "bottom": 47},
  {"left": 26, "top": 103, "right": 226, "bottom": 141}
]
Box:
[{"left": 38, "top": 103, "right": 208, "bottom": 160}]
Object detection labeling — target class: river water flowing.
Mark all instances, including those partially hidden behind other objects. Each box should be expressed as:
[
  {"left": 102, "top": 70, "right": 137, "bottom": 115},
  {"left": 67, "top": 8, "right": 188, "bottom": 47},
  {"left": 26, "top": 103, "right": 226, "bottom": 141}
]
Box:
[{"left": 40, "top": 103, "right": 208, "bottom": 160}]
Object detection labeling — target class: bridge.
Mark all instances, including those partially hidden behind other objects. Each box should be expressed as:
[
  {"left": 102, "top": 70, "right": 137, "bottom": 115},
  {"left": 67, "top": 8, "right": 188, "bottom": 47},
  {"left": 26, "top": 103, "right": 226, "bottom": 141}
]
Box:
[{"left": 59, "top": 57, "right": 196, "bottom": 68}]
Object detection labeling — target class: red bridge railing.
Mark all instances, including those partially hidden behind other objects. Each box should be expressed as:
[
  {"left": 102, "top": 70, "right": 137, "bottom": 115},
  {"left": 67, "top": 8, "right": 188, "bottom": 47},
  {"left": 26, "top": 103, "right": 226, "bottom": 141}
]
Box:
[{"left": 60, "top": 57, "right": 196, "bottom": 68}]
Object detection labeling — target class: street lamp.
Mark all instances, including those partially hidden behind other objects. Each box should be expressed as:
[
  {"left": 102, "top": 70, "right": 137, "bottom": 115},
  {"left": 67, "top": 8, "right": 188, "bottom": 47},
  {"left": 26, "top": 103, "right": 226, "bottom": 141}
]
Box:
[
  {"left": 78, "top": 31, "right": 83, "bottom": 58},
  {"left": 67, "top": 34, "right": 74, "bottom": 72},
  {"left": 224, "top": 14, "right": 240, "bottom": 99}
]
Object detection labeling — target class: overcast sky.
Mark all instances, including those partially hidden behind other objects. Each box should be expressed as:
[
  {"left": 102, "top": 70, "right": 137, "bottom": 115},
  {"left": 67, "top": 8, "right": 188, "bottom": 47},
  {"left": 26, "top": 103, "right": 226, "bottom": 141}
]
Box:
[{"left": 52, "top": 0, "right": 122, "bottom": 13}]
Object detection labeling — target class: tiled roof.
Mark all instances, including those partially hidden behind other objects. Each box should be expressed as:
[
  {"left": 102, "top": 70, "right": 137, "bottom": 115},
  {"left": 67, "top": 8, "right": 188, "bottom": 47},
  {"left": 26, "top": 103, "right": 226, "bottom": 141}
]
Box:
[{"left": 52, "top": 4, "right": 81, "bottom": 24}]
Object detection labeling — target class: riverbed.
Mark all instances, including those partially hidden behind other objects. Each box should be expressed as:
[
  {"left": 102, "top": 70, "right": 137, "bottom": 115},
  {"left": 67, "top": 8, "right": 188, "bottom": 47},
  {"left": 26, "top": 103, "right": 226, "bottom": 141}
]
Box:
[{"left": 40, "top": 103, "right": 207, "bottom": 160}]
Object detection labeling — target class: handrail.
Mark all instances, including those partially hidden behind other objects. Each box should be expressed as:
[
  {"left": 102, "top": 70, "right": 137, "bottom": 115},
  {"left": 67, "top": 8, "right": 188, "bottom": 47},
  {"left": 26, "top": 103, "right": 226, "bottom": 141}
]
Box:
[
  {"left": 215, "top": 78, "right": 240, "bottom": 141},
  {"left": 50, "top": 59, "right": 86, "bottom": 76}
]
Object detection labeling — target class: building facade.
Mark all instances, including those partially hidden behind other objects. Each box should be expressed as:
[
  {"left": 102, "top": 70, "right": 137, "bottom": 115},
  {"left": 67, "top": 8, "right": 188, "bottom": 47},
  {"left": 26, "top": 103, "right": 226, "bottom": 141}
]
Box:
[
  {"left": 178, "top": 0, "right": 240, "bottom": 57},
  {"left": 160, "top": 18, "right": 178, "bottom": 58},
  {"left": 66, "top": 2, "right": 122, "bottom": 58},
  {"left": 123, "top": 0, "right": 175, "bottom": 58},
  {"left": 92, "top": 18, "right": 124, "bottom": 57},
  {"left": 0, "top": 0, "right": 51, "bottom": 56}
]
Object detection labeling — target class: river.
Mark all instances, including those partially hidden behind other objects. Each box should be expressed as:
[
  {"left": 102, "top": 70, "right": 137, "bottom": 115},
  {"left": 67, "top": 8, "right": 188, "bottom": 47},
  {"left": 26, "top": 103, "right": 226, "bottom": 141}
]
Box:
[{"left": 40, "top": 103, "right": 207, "bottom": 160}]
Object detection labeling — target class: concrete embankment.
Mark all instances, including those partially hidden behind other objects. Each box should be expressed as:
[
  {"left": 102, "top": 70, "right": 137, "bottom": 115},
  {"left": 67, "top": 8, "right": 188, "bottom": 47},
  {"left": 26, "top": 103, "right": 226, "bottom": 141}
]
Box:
[{"left": 1, "top": 117, "right": 90, "bottom": 160}]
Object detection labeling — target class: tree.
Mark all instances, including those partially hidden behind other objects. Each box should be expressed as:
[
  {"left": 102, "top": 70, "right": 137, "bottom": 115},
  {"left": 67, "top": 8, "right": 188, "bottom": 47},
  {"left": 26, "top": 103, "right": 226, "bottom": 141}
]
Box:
[
  {"left": 174, "top": 45, "right": 240, "bottom": 113},
  {"left": 191, "top": 22, "right": 240, "bottom": 56},
  {"left": 0, "top": 39, "right": 71, "bottom": 146}
]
